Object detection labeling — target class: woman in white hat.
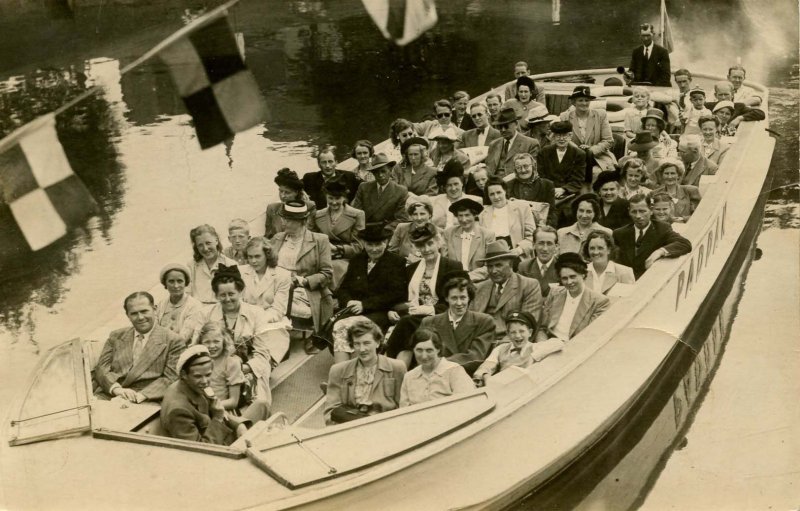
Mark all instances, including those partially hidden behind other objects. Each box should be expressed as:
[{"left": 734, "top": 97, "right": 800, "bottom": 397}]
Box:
[{"left": 559, "top": 85, "right": 617, "bottom": 180}]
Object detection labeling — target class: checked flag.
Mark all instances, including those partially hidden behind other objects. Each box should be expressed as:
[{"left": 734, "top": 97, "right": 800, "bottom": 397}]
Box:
[
  {"left": 0, "top": 114, "right": 96, "bottom": 252},
  {"left": 158, "top": 9, "right": 267, "bottom": 149}
]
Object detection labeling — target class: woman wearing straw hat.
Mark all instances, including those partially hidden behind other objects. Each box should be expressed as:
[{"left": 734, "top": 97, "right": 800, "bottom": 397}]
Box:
[{"left": 270, "top": 201, "right": 334, "bottom": 353}]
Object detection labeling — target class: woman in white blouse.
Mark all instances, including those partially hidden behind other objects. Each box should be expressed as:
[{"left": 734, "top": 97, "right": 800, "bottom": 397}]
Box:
[
  {"left": 480, "top": 176, "right": 535, "bottom": 257},
  {"left": 580, "top": 230, "right": 635, "bottom": 294}
]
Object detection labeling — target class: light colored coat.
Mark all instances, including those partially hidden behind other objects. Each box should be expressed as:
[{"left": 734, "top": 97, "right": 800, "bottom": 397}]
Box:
[
  {"left": 352, "top": 180, "right": 410, "bottom": 230},
  {"left": 271, "top": 230, "right": 334, "bottom": 331},
  {"left": 94, "top": 325, "right": 185, "bottom": 400},
  {"left": 485, "top": 133, "right": 540, "bottom": 178},
  {"left": 469, "top": 272, "right": 543, "bottom": 335},
  {"left": 536, "top": 287, "right": 610, "bottom": 342},
  {"left": 392, "top": 164, "right": 438, "bottom": 196},
  {"left": 442, "top": 224, "right": 496, "bottom": 278},
  {"left": 309, "top": 204, "right": 365, "bottom": 258},
  {"left": 324, "top": 356, "right": 407, "bottom": 424},
  {"left": 479, "top": 200, "right": 536, "bottom": 256},
  {"left": 431, "top": 193, "right": 483, "bottom": 230},
  {"left": 585, "top": 261, "right": 635, "bottom": 294},
  {"left": 241, "top": 265, "right": 292, "bottom": 317},
  {"left": 559, "top": 108, "right": 616, "bottom": 171}
]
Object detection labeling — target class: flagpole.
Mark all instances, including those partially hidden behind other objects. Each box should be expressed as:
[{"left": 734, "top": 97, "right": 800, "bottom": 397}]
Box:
[
  {"left": 119, "top": 0, "right": 241, "bottom": 75},
  {"left": 660, "top": 0, "right": 666, "bottom": 46}
]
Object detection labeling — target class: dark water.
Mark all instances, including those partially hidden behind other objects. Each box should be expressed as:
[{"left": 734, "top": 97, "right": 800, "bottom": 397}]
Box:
[{"left": 0, "top": 0, "right": 797, "bottom": 507}]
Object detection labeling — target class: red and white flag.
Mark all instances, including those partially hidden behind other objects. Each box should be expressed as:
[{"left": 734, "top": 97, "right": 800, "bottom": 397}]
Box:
[
  {"left": 362, "top": 0, "right": 438, "bottom": 46},
  {"left": 0, "top": 114, "right": 96, "bottom": 252}
]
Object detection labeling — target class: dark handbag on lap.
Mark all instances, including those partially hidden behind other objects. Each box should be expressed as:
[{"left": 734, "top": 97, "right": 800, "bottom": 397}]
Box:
[
  {"left": 309, "top": 305, "right": 358, "bottom": 352},
  {"left": 330, "top": 404, "right": 372, "bottom": 424},
  {"left": 232, "top": 334, "right": 255, "bottom": 409}
]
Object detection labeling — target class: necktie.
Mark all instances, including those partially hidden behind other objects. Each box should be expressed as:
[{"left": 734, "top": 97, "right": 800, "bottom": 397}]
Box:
[
  {"left": 133, "top": 333, "right": 144, "bottom": 363},
  {"left": 510, "top": 347, "right": 522, "bottom": 354},
  {"left": 541, "top": 262, "right": 548, "bottom": 276},
  {"left": 635, "top": 229, "right": 644, "bottom": 254},
  {"left": 477, "top": 127, "right": 485, "bottom": 135},
  {"left": 501, "top": 139, "right": 510, "bottom": 160},
  {"left": 644, "top": 47, "right": 649, "bottom": 60}
]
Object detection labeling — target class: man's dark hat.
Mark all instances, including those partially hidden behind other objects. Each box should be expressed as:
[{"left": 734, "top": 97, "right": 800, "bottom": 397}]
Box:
[
  {"left": 322, "top": 177, "right": 349, "bottom": 197},
  {"left": 549, "top": 120, "right": 573, "bottom": 134},
  {"left": 279, "top": 201, "right": 311, "bottom": 219},
  {"left": 491, "top": 106, "right": 519, "bottom": 126},
  {"left": 401, "top": 136, "right": 429, "bottom": 155},
  {"left": 505, "top": 310, "right": 537, "bottom": 330},
  {"left": 274, "top": 167, "right": 303, "bottom": 191},
  {"left": 448, "top": 197, "right": 484, "bottom": 216},
  {"left": 359, "top": 224, "right": 392, "bottom": 242},
  {"left": 629, "top": 131, "right": 659, "bottom": 152},
  {"left": 569, "top": 86, "right": 596, "bottom": 100},
  {"left": 409, "top": 222, "right": 438, "bottom": 244},
  {"left": 479, "top": 239, "right": 518, "bottom": 263},
  {"left": 592, "top": 170, "right": 622, "bottom": 193},
  {"left": 437, "top": 159, "right": 465, "bottom": 187},
  {"left": 365, "top": 152, "right": 396, "bottom": 172}
]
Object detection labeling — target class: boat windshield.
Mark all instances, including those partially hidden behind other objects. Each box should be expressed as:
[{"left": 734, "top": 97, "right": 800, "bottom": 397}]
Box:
[{"left": 8, "top": 339, "right": 91, "bottom": 446}]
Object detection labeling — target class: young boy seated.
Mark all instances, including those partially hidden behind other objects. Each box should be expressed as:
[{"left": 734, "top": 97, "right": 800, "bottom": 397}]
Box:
[
  {"left": 472, "top": 311, "right": 565, "bottom": 386},
  {"left": 623, "top": 86, "right": 651, "bottom": 141},
  {"left": 223, "top": 218, "right": 250, "bottom": 265},
  {"left": 680, "top": 87, "right": 712, "bottom": 136}
]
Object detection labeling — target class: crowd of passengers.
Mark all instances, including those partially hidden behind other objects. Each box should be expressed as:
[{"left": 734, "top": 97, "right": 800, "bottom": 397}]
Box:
[{"left": 92, "top": 28, "right": 766, "bottom": 445}]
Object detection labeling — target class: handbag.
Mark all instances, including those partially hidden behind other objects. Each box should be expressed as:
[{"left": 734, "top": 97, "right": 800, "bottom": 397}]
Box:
[
  {"left": 329, "top": 404, "right": 371, "bottom": 424},
  {"left": 309, "top": 305, "right": 358, "bottom": 352},
  {"left": 232, "top": 334, "right": 255, "bottom": 409}
]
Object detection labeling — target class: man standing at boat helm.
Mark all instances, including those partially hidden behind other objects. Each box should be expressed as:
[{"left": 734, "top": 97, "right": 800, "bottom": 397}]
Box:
[
  {"left": 612, "top": 193, "right": 692, "bottom": 279},
  {"left": 302, "top": 145, "right": 359, "bottom": 210},
  {"left": 93, "top": 292, "right": 185, "bottom": 402},
  {"left": 485, "top": 106, "right": 539, "bottom": 179},
  {"left": 629, "top": 22, "right": 671, "bottom": 87}
]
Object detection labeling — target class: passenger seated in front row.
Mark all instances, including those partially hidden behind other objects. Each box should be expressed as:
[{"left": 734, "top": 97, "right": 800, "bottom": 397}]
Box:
[
  {"left": 580, "top": 231, "right": 636, "bottom": 295},
  {"left": 650, "top": 159, "right": 702, "bottom": 224},
  {"left": 94, "top": 291, "right": 185, "bottom": 402},
  {"left": 400, "top": 328, "right": 475, "bottom": 407},
  {"left": 196, "top": 321, "right": 268, "bottom": 420},
  {"left": 473, "top": 311, "right": 565, "bottom": 387},
  {"left": 612, "top": 194, "right": 692, "bottom": 280},
  {"left": 161, "top": 345, "right": 254, "bottom": 446},
  {"left": 536, "top": 253, "right": 611, "bottom": 342},
  {"left": 324, "top": 318, "right": 406, "bottom": 425}
]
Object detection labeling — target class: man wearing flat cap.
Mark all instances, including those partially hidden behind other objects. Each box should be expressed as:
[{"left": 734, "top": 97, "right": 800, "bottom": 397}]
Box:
[
  {"left": 469, "top": 240, "right": 543, "bottom": 338},
  {"left": 353, "top": 153, "right": 410, "bottom": 231},
  {"left": 485, "top": 106, "right": 540, "bottom": 179},
  {"left": 161, "top": 345, "right": 255, "bottom": 445},
  {"left": 94, "top": 292, "right": 186, "bottom": 402}
]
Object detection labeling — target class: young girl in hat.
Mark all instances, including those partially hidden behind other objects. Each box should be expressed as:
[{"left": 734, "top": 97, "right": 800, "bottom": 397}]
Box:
[{"left": 472, "top": 311, "right": 564, "bottom": 386}]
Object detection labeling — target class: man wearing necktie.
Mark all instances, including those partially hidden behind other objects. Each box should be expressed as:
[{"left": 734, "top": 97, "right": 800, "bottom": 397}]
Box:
[
  {"left": 628, "top": 22, "right": 672, "bottom": 87},
  {"left": 459, "top": 103, "right": 501, "bottom": 148},
  {"left": 612, "top": 194, "right": 692, "bottom": 279},
  {"left": 94, "top": 292, "right": 186, "bottom": 402},
  {"left": 485, "top": 106, "right": 540, "bottom": 178}
]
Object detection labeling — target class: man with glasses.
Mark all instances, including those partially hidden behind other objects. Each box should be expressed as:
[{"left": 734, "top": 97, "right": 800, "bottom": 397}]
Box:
[
  {"left": 459, "top": 103, "right": 501, "bottom": 148},
  {"left": 506, "top": 153, "right": 557, "bottom": 227},
  {"left": 485, "top": 106, "right": 539, "bottom": 179},
  {"left": 414, "top": 99, "right": 464, "bottom": 142},
  {"left": 629, "top": 23, "right": 671, "bottom": 87}
]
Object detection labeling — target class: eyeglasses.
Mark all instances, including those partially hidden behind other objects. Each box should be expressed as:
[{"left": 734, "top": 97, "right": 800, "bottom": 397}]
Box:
[
  {"left": 515, "top": 164, "right": 533, "bottom": 170},
  {"left": 436, "top": 112, "right": 452, "bottom": 119},
  {"left": 553, "top": 132, "right": 572, "bottom": 138},
  {"left": 471, "top": 112, "right": 484, "bottom": 118},
  {"left": 496, "top": 123, "right": 512, "bottom": 130}
]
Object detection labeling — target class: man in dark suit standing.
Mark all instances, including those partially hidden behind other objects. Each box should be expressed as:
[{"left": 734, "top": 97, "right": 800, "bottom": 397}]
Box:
[
  {"left": 485, "top": 107, "right": 540, "bottom": 179},
  {"left": 302, "top": 145, "right": 359, "bottom": 209},
  {"left": 94, "top": 292, "right": 185, "bottom": 402},
  {"left": 352, "top": 153, "right": 410, "bottom": 230},
  {"left": 336, "top": 225, "right": 408, "bottom": 331},
  {"left": 613, "top": 194, "right": 692, "bottom": 279},
  {"left": 629, "top": 23, "right": 671, "bottom": 87},
  {"left": 459, "top": 103, "right": 501, "bottom": 148}
]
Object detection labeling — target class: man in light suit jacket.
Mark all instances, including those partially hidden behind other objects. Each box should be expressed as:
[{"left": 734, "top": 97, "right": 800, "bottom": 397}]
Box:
[
  {"left": 559, "top": 88, "right": 616, "bottom": 176},
  {"left": 519, "top": 226, "right": 561, "bottom": 297},
  {"left": 469, "top": 241, "right": 542, "bottom": 338},
  {"left": 353, "top": 153, "right": 410, "bottom": 231},
  {"left": 94, "top": 292, "right": 185, "bottom": 402},
  {"left": 419, "top": 273, "right": 496, "bottom": 375},
  {"left": 613, "top": 195, "right": 692, "bottom": 279},
  {"left": 629, "top": 23, "right": 671, "bottom": 87},
  {"left": 485, "top": 107, "right": 540, "bottom": 179},
  {"left": 536, "top": 253, "right": 610, "bottom": 342},
  {"left": 678, "top": 134, "right": 718, "bottom": 187},
  {"left": 459, "top": 103, "right": 502, "bottom": 148}
]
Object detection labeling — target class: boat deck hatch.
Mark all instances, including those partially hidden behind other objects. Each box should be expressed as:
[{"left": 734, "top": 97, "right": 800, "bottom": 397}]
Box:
[{"left": 246, "top": 391, "right": 494, "bottom": 489}]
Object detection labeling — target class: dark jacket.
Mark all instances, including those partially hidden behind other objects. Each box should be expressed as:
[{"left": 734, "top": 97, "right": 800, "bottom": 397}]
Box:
[
  {"left": 537, "top": 142, "right": 586, "bottom": 193},
  {"left": 506, "top": 176, "right": 557, "bottom": 227},
  {"left": 598, "top": 197, "right": 631, "bottom": 231},
  {"left": 337, "top": 251, "right": 408, "bottom": 313},
  {"left": 629, "top": 44, "right": 672, "bottom": 87},
  {"left": 704, "top": 101, "right": 766, "bottom": 123},
  {"left": 161, "top": 380, "right": 243, "bottom": 445},
  {"left": 405, "top": 257, "right": 465, "bottom": 314},
  {"left": 302, "top": 170, "right": 359, "bottom": 210},
  {"left": 613, "top": 220, "right": 692, "bottom": 279}
]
